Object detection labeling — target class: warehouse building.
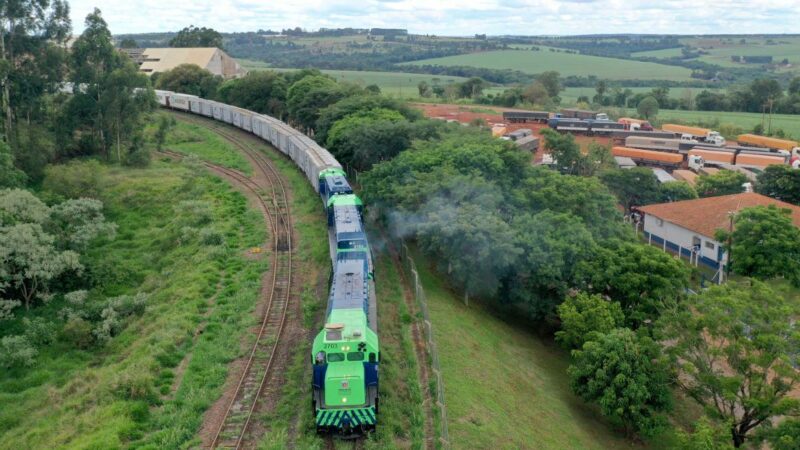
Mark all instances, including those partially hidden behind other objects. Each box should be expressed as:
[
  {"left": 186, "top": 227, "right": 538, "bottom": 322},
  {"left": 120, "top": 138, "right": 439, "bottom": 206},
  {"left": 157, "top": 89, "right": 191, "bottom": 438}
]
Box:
[
  {"left": 635, "top": 193, "right": 800, "bottom": 271},
  {"left": 124, "top": 47, "right": 246, "bottom": 79}
]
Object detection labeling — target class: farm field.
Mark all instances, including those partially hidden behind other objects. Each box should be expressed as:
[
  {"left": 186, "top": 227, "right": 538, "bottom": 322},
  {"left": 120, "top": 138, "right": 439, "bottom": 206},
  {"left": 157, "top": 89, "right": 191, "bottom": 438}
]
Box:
[
  {"left": 649, "top": 108, "right": 800, "bottom": 138},
  {"left": 409, "top": 247, "right": 667, "bottom": 449},
  {"left": 632, "top": 47, "right": 684, "bottom": 58},
  {"left": 402, "top": 49, "right": 695, "bottom": 81},
  {"left": 559, "top": 86, "right": 722, "bottom": 104},
  {"left": 241, "top": 60, "right": 470, "bottom": 97}
]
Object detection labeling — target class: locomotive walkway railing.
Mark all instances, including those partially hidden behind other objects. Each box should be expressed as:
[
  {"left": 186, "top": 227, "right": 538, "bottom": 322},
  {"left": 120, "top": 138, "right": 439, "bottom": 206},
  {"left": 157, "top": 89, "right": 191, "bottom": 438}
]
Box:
[{"left": 399, "top": 242, "right": 450, "bottom": 449}]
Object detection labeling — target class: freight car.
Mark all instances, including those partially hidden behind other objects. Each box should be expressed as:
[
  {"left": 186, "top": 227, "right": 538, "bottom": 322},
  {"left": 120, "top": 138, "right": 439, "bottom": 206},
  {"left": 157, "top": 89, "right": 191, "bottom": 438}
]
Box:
[
  {"left": 154, "top": 90, "right": 379, "bottom": 436},
  {"left": 502, "top": 111, "right": 550, "bottom": 123}
]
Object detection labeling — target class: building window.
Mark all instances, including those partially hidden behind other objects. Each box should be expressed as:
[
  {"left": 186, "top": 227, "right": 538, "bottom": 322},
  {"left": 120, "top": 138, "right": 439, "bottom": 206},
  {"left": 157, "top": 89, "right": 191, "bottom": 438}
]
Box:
[{"left": 705, "top": 241, "right": 715, "bottom": 250}]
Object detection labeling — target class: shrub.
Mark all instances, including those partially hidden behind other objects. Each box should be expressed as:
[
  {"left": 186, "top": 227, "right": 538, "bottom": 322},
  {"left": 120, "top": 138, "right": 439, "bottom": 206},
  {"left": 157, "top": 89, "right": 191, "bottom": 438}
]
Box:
[
  {"left": 62, "top": 316, "right": 94, "bottom": 349},
  {"left": 0, "top": 335, "right": 38, "bottom": 368},
  {"left": 555, "top": 292, "right": 624, "bottom": 350},
  {"left": 42, "top": 160, "right": 104, "bottom": 200},
  {"left": 199, "top": 227, "right": 224, "bottom": 246},
  {"left": 23, "top": 317, "right": 57, "bottom": 346}
]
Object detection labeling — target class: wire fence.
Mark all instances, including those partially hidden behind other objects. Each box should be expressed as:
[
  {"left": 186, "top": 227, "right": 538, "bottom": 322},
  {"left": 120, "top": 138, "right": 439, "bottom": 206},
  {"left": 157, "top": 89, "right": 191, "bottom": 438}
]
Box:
[{"left": 399, "top": 242, "right": 450, "bottom": 449}]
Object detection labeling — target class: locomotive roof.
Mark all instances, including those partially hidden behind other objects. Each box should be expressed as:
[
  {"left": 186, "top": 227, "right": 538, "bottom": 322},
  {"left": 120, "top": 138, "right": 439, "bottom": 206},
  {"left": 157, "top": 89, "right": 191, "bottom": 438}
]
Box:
[
  {"left": 334, "top": 205, "right": 364, "bottom": 235},
  {"left": 325, "top": 174, "right": 352, "bottom": 192},
  {"left": 329, "top": 259, "right": 368, "bottom": 311}
]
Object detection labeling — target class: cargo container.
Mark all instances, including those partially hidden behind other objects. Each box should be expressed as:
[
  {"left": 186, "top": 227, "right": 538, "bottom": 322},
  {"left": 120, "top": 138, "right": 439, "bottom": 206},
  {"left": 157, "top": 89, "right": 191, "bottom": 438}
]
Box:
[
  {"left": 735, "top": 151, "right": 788, "bottom": 169},
  {"left": 561, "top": 108, "right": 607, "bottom": 120},
  {"left": 671, "top": 170, "right": 698, "bottom": 186},
  {"left": 662, "top": 124, "right": 726, "bottom": 146},
  {"left": 625, "top": 136, "right": 694, "bottom": 152},
  {"left": 502, "top": 111, "right": 550, "bottom": 123},
  {"left": 514, "top": 135, "right": 540, "bottom": 152},
  {"left": 611, "top": 146, "right": 684, "bottom": 167},
  {"left": 736, "top": 134, "right": 800, "bottom": 153},
  {"left": 618, "top": 117, "right": 654, "bottom": 131},
  {"left": 688, "top": 148, "right": 736, "bottom": 165}
]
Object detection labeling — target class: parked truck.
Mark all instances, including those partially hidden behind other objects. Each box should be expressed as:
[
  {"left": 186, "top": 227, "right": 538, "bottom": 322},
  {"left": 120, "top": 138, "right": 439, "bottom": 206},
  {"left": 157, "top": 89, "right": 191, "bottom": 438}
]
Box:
[
  {"left": 736, "top": 134, "right": 800, "bottom": 153},
  {"left": 662, "top": 124, "right": 726, "bottom": 146},
  {"left": 561, "top": 108, "right": 608, "bottom": 121},
  {"left": 625, "top": 136, "right": 696, "bottom": 153},
  {"left": 611, "top": 146, "right": 684, "bottom": 168},
  {"left": 502, "top": 111, "right": 550, "bottom": 123},
  {"left": 618, "top": 117, "right": 654, "bottom": 131}
]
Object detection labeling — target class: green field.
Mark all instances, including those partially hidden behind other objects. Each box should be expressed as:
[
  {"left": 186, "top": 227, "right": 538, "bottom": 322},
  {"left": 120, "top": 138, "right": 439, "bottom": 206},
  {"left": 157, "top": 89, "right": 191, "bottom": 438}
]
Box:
[
  {"left": 403, "top": 49, "right": 695, "bottom": 81},
  {"left": 648, "top": 108, "right": 800, "bottom": 139},
  {"left": 409, "top": 247, "right": 661, "bottom": 449},
  {"left": 633, "top": 36, "right": 800, "bottom": 74},
  {"left": 241, "top": 60, "right": 469, "bottom": 97},
  {"left": 560, "top": 86, "right": 722, "bottom": 104}
]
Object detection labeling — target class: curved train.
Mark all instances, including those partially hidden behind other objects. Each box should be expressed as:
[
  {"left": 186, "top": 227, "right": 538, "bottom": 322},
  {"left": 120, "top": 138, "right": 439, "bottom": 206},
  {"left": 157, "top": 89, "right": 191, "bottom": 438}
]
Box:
[{"left": 155, "top": 90, "right": 379, "bottom": 436}]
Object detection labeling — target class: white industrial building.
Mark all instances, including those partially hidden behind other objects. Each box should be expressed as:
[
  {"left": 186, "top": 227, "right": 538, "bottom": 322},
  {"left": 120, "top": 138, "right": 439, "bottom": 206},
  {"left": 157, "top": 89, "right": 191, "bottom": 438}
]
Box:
[
  {"left": 635, "top": 192, "right": 800, "bottom": 271},
  {"left": 123, "top": 47, "right": 247, "bottom": 79}
]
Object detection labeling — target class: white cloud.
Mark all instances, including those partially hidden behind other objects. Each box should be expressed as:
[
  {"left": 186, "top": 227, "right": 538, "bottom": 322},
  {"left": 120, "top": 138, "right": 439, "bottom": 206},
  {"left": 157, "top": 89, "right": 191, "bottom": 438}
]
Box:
[{"left": 71, "top": 0, "right": 800, "bottom": 35}]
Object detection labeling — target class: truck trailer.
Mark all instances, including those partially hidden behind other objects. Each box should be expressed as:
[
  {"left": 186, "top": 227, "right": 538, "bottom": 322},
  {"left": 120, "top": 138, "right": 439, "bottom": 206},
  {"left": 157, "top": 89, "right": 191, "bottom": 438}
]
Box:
[
  {"left": 618, "top": 117, "right": 654, "bottom": 131},
  {"left": 611, "top": 146, "right": 684, "bottom": 167},
  {"left": 662, "top": 124, "right": 726, "bottom": 146},
  {"left": 625, "top": 136, "right": 696, "bottom": 153},
  {"left": 736, "top": 134, "right": 800, "bottom": 153},
  {"left": 502, "top": 111, "right": 550, "bottom": 123},
  {"left": 561, "top": 108, "right": 608, "bottom": 121}
]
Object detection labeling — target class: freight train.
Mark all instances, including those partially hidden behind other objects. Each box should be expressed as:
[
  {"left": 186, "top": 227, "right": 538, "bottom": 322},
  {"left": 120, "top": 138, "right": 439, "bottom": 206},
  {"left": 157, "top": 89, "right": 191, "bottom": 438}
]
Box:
[{"left": 155, "top": 90, "right": 379, "bottom": 436}]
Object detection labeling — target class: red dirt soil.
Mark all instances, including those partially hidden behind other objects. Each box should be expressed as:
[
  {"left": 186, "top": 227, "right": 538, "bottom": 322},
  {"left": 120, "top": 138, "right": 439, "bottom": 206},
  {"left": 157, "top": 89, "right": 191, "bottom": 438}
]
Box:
[{"left": 412, "top": 103, "right": 612, "bottom": 163}]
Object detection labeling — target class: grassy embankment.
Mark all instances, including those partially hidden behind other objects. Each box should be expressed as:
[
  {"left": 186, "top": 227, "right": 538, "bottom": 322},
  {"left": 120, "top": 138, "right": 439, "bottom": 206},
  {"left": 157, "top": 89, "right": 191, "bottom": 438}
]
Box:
[
  {"left": 407, "top": 245, "right": 687, "bottom": 449},
  {"left": 0, "top": 157, "right": 267, "bottom": 448}
]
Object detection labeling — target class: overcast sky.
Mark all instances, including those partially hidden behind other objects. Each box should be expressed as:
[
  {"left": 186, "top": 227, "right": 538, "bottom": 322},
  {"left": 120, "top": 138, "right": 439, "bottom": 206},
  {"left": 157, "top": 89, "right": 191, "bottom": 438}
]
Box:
[{"left": 70, "top": 0, "right": 800, "bottom": 36}]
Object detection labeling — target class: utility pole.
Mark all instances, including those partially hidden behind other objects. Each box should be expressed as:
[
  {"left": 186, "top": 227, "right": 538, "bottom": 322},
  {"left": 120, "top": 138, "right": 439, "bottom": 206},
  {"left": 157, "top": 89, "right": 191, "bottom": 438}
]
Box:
[{"left": 725, "top": 211, "right": 735, "bottom": 281}]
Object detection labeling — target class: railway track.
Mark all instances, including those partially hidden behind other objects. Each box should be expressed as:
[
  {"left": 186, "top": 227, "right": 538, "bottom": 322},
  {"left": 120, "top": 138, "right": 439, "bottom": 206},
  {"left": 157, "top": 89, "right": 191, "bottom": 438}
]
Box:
[{"left": 165, "top": 113, "right": 296, "bottom": 449}]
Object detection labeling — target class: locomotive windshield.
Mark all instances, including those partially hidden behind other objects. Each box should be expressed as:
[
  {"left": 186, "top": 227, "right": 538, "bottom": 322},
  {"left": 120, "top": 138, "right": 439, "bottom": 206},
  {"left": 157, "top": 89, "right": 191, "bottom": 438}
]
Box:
[
  {"left": 327, "top": 353, "right": 345, "bottom": 362},
  {"left": 346, "top": 352, "right": 365, "bottom": 361}
]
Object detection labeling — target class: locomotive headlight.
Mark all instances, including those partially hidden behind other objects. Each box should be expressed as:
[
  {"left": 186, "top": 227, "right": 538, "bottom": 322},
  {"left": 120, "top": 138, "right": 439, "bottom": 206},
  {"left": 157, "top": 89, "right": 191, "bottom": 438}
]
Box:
[{"left": 342, "top": 397, "right": 348, "bottom": 403}]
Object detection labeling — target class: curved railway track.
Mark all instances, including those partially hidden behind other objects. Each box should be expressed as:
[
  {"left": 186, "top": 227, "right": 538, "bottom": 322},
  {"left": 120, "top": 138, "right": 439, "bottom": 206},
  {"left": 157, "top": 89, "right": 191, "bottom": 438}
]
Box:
[{"left": 165, "top": 113, "right": 296, "bottom": 449}]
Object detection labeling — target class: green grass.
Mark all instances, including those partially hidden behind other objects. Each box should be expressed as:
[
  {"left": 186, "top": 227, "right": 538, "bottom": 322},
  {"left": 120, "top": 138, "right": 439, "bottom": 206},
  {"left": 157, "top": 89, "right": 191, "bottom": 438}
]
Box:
[
  {"left": 632, "top": 47, "right": 684, "bottom": 58},
  {"left": 165, "top": 115, "right": 252, "bottom": 174},
  {"left": 560, "top": 86, "right": 723, "bottom": 104},
  {"left": 0, "top": 160, "right": 268, "bottom": 448},
  {"left": 408, "top": 246, "right": 659, "bottom": 449},
  {"left": 647, "top": 108, "right": 800, "bottom": 139},
  {"left": 402, "top": 48, "right": 695, "bottom": 81}
]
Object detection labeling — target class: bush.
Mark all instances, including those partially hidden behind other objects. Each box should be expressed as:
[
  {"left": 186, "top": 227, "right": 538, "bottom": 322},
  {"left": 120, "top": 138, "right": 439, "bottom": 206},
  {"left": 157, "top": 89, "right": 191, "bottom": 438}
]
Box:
[
  {"left": 62, "top": 316, "right": 94, "bottom": 349},
  {"left": 0, "top": 335, "right": 38, "bottom": 368},
  {"left": 42, "top": 160, "right": 104, "bottom": 200},
  {"left": 23, "top": 317, "right": 57, "bottom": 346},
  {"left": 199, "top": 227, "right": 224, "bottom": 246}
]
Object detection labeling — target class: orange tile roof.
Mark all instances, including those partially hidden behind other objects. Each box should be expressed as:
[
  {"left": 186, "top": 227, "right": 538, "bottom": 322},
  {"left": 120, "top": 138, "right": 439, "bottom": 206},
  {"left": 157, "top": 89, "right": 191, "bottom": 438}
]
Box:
[{"left": 638, "top": 192, "right": 800, "bottom": 237}]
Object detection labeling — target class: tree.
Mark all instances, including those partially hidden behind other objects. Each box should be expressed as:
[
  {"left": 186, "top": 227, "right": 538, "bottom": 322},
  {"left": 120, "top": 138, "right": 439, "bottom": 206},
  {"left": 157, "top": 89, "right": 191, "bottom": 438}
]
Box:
[
  {"left": 568, "top": 328, "right": 672, "bottom": 437},
  {"left": 0, "top": 223, "right": 82, "bottom": 310},
  {"left": 507, "top": 211, "right": 598, "bottom": 320},
  {"left": 154, "top": 115, "right": 173, "bottom": 151},
  {"left": 286, "top": 75, "right": 350, "bottom": 131},
  {"left": 600, "top": 168, "right": 662, "bottom": 214},
  {"left": 555, "top": 292, "right": 624, "bottom": 350},
  {"left": 417, "top": 80, "right": 432, "bottom": 98},
  {"left": 576, "top": 240, "right": 690, "bottom": 326},
  {"left": 65, "top": 9, "right": 155, "bottom": 161},
  {"left": 217, "top": 71, "right": 287, "bottom": 117},
  {"left": 593, "top": 80, "right": 608, "bottom": 104},
  {"left": 715, "top": 205, "right": 800, "bottom": 284},
  {"left": 659, "top": 281, "right": 800, "bottom": 448},
  {"left": 675, "top": 416, "right": 734, "bottom": 450},
  {"left": 325, "top": 108, "right": 406, "bottom": 168},
  {"left": 457, "top": 77, "right": 485, "bottom": 98},
  {"left": 637, "top": 96, "right": 660, "bottom": 120},
  {"left": 756, "top": 164, "right": 800, "bottom": 205},
  {"left": 0, "top": 141, "right": 26, "bottom": 188},
  {"left": 155, "top": 64, "right": 222, "bottom": 98},
  {"left": 763, "top": 419, "right": 800, "bottom": 450},
  {"left": 658, "top": 181, "right": 698, "bottom": 203},
  {"left": 695, "top": 170, "right": 747, "bottom": 197},
  {"left": 540, "top": 128, "right": 583, "bottom": 175},
  {"left": 522, "top": 81, "right": 549, "bottom": 105},
  {"left": 537, "top": 70, "right": 562, "bottom": 98},
  {"left": 789, "top": 77, "right": 800, "bottom": 95},
  {"left": 169, "top": 25, "right": 223, "bottom": 49},
  {"left": 118, "top": 38, "right": 137, "bottom": 48},
  {"left": 315, "top": 93, "right": 420, "bottom": 145},
  {"left": 0, "top": 0, "right": 71, "bottom": 144}
]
